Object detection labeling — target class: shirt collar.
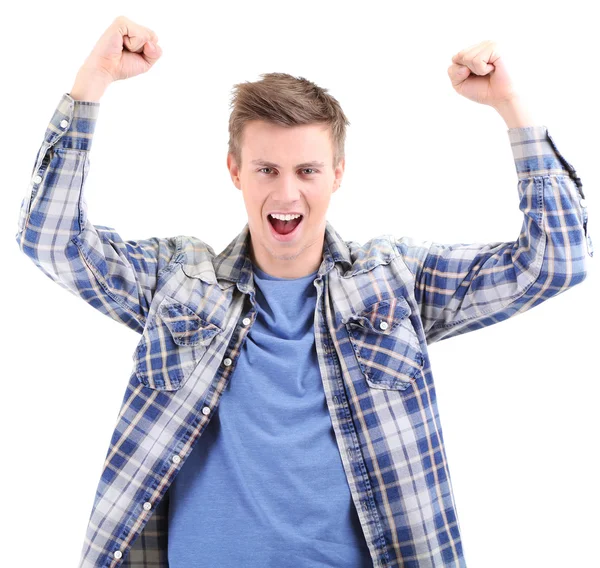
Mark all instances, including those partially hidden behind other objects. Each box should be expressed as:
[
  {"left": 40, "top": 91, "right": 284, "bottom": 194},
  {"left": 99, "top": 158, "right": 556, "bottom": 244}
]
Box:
[{"left": 212, "top": 220, "right": 353, "bottom": 294}]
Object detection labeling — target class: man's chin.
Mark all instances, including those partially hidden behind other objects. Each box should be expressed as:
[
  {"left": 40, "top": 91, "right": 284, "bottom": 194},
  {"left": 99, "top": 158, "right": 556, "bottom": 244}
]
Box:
[{"left": 264, "top": 240, "right": 304, "bottom": 261}]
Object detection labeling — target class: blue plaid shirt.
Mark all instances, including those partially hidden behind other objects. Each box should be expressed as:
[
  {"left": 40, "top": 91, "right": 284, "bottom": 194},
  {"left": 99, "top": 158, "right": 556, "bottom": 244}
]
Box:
[{"left": 15, "top": 93, "right": 592, "bottom": 568}]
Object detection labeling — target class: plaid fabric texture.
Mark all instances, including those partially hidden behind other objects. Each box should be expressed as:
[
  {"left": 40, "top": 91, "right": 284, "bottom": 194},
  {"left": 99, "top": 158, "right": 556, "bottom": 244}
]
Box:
[{"left": 15, "top": 93, "right": 591, "bottom": 567}]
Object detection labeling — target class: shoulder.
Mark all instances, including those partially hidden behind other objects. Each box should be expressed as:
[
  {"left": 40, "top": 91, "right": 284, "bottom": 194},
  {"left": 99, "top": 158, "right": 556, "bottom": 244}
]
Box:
[
  {"left": 177, "top": 235, "right": 216, "bottom": 264},
  {"left": 338, "top": 233, "right": 400, "bottom": 275},
  {"left": 173, "top": 235, "right": 220, "bottom": 281}
]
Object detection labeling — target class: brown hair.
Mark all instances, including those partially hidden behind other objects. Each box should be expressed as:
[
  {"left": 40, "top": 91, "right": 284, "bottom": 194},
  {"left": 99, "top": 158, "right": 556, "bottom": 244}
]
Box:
[{"left": 227, "top": 72, "right": 350, "bottom": 172}]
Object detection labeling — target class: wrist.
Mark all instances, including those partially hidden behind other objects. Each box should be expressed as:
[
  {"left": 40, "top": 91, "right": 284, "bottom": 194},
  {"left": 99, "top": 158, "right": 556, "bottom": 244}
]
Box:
[
  {"left": 492, "top": 96, "right": 537, "bottom": 129},
  {"left": 69, "top": 68, "right": 112, "bottom": 102}
]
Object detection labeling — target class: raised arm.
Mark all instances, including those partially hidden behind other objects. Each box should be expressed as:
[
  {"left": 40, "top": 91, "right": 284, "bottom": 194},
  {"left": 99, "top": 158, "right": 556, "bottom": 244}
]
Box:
[
  {"left": 14, "top": 16, "right": 174, "bottom": 335},
  {"left": 395, "top": 41, "right": 592, "bottom": 345}
]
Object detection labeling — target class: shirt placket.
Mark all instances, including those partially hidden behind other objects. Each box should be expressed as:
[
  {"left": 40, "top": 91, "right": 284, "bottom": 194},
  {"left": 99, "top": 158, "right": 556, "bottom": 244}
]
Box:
[
  {"left": 107, "top": 291, "right": 258, "bottom": 567},
  {"left": 313, "top": 271, "right": 391, "bottom": 568}
]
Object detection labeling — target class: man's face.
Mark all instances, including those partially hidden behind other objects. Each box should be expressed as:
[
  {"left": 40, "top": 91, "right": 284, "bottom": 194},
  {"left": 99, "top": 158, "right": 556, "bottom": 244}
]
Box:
[{"left": 227, "top": 120, "right": 345, "bottom": 277}]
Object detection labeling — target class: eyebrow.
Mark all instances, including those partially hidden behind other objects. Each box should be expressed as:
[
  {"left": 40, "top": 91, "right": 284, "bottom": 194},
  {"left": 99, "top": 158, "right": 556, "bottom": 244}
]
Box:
[{"left": 250, "top": 159, "right": 325, "bottom": 169}]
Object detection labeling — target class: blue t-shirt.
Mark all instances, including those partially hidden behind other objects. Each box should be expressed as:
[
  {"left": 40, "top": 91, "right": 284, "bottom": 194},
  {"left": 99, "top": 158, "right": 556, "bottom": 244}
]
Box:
[{"left": 167, "top": 263, "right": 373, "bottom": 567}]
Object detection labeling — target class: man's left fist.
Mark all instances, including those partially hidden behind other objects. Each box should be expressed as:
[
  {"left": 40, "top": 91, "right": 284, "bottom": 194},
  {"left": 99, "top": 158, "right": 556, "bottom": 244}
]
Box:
[{"left": 448, "top": 40, "right": 518, "bottom": 108}]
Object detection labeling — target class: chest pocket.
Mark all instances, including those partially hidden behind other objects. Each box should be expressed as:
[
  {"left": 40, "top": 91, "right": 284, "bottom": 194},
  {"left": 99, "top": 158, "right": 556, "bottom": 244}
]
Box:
[
  {"left": 344, "top": 296, "right": 424, "bottom": 392},
  {"left": 133, "top": 295, "right": 223, "bottom": 391}
]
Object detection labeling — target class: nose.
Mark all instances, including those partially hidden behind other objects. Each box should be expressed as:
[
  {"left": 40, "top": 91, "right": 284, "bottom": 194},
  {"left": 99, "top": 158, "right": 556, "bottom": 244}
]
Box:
[{"left": 272, "top": 174, "right": 302, "bottom": 204}]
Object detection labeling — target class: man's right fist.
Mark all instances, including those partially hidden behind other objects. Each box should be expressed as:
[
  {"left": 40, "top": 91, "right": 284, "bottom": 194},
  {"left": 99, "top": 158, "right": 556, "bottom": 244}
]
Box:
[
  {"left": 70, "top": 16, "right": 162, "bottom": 101},
  {"left": 81, "top": 15, "right": 162, "bottom": 85}
]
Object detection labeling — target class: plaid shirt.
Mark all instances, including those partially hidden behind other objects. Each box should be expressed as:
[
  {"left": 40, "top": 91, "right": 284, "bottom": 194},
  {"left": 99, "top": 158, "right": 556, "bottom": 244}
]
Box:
[{"left": 15, "top": 93, "right": 592, "bottom": 568}]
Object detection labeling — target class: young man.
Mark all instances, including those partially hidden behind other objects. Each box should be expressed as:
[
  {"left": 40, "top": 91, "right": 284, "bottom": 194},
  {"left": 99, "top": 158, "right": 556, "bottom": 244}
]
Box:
[{"left": 15, "top": 16, "right": 592, "bottom": 568}]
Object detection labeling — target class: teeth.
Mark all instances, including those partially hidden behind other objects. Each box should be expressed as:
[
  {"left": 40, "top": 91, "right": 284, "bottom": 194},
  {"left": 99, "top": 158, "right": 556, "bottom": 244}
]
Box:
[{"left": 269, "top": 213, "right": 302, "bottom": 221}]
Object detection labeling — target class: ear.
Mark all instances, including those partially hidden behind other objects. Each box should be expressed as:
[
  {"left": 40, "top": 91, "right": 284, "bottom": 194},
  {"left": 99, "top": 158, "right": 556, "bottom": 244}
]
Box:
[
  {"left": 227, "top": 153, "right": 242, "bottom": 191},
  {"left": 332, "top": 157, "right": 345, "bottom": 194}
]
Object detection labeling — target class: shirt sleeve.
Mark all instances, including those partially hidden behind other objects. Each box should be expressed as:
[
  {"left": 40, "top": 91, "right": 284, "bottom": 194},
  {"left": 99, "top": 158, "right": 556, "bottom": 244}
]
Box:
[
  {"left": 395, "top": 125, "right": 592, "bottom": 345},
  {"left": 15, "top": 92, "right": 181, "bottom": 335}
]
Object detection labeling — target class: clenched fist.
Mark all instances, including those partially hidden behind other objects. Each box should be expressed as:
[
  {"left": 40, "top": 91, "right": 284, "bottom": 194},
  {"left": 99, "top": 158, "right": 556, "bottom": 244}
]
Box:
[
  {"left": 70, "top": 15, "right": 162, "bottom": 101},
  {"left": 447, "top": 40, "right": 518, "bottom": 108}
]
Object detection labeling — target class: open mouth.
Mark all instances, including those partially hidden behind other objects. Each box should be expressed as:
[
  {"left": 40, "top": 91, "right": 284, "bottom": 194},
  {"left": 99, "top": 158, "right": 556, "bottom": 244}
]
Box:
[{"left": 267, "top": 213, "right": 304, "bottom": 239}]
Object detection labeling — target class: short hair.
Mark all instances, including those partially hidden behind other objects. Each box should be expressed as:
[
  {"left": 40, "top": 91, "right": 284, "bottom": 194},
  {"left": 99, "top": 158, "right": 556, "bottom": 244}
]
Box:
[{"left": 227, "top": 72, "right": 350, "bottom": 172}]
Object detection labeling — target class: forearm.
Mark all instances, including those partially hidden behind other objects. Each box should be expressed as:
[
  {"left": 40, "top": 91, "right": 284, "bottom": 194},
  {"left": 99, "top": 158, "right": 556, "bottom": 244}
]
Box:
[{"left": 493, "top": 96, "right": 537, "bottom": 129}]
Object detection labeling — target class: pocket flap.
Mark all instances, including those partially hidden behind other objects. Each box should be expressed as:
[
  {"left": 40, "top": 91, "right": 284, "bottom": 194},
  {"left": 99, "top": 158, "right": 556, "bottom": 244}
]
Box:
[
  {"left": 344, "top": 297, "right": 411, "bottom": 334},
  {"left": 158, "top": 299, "right": 222, "bottom": 346},
  {"left": 132, "top": 296, "right": 223, "bottom": 391}
]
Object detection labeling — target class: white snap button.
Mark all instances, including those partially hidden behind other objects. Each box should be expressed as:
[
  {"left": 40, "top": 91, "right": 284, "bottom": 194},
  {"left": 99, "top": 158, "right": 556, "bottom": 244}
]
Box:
[
  {"left": 32, "top": 175, "right": 42, "bottom": 184},
  {"left": 379, "top": 321, "right": 389, "bottom": 330},
  {"left": 580, "top": 198, "right": 587, "bottom": 208},
  {"left": 60, "top": 119, "right": 69, "bottom": 128},
  {"left": 242, "top": 317, "right": 251, "bottom": 326},
  {"left": 143, "top": 502, "right": 152, "bottom": 511},
  {"left": 114, "top": 550, "right": 123, "bottom": 559},
  {"left": 202, "top": 406, "right": 211, "bottom": 415},
  {"left": 172, "top": 455, "right": 181, "bottom": 464},
  {"left": 223, "top": 357, "right": 232, "bottom": 367}
]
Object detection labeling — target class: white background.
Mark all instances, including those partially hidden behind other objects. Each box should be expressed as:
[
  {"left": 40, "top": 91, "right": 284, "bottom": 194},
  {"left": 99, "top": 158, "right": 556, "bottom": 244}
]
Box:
[{"left": 1, "top": 1, "right": 598, "bottom": 566}]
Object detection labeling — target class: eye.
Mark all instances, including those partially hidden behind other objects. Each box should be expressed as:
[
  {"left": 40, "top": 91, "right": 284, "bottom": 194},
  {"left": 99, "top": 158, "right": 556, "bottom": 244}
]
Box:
[{"left": 257, "top": 167, "right": 318, "bottom": 175}]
